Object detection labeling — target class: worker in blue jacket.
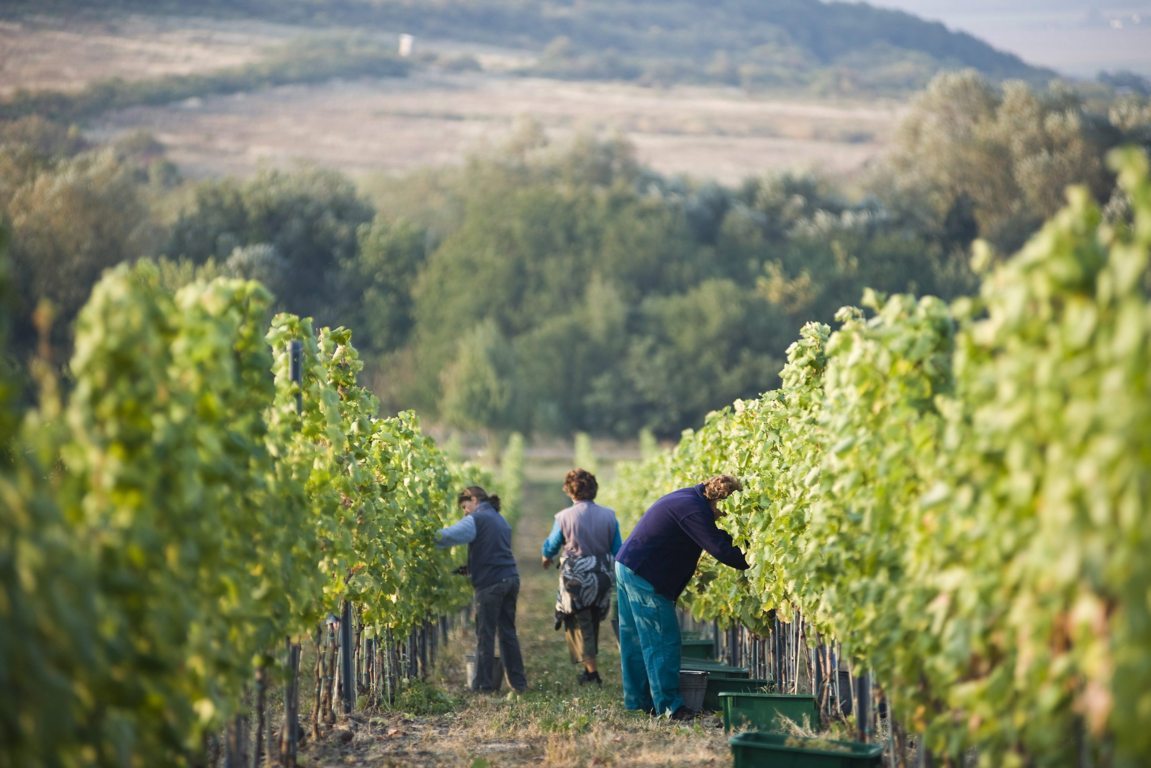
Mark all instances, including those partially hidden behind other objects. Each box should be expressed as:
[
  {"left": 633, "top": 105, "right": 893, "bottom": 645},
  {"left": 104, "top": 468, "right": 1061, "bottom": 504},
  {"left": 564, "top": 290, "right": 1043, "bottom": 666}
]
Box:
[
  {"left": 437, "top": 485, "right": 528, "bottom": 695},
  {"left": 615, "top": 475, "right": 748, "bottom": 720}
]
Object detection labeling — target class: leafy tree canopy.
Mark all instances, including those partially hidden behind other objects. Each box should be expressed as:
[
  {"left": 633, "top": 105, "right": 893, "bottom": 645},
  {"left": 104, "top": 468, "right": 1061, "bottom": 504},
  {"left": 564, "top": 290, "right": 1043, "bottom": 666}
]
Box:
[{"left": 2, "top": 73, "right": 1147, "bottom": 439}]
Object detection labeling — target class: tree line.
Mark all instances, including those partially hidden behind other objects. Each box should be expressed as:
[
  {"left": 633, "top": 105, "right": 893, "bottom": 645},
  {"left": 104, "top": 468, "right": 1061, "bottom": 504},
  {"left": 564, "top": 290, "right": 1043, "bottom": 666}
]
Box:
[{"left": 2, "top": 71, "right": 1149, "bottom": 439}]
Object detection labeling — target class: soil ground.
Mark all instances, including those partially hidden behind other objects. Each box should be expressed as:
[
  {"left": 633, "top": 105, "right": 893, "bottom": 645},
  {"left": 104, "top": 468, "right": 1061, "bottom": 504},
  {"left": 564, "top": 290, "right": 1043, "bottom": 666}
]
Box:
[
  {"left": 300, "top": 459, "right": 733, "bottom": 767},
  {"left": 1, "top": 12, "right": 905, "bottom": 186}
]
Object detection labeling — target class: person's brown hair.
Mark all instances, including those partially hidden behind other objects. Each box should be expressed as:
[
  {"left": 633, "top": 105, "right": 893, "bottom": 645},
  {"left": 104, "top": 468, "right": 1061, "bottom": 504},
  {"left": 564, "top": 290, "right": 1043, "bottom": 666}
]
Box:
[
  {"left": 702, "top": 475, "right": 743, "bottom": 501},
  {"left": 458, "top": 485, "right": 501, "bottom": 511},
  {"left": 563, "top": 468, "right": 598, "bottom": 501}
]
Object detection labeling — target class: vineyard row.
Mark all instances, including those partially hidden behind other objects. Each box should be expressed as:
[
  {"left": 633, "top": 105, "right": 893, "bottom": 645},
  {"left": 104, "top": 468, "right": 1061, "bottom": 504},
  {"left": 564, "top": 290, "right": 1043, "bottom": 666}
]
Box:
[
  {"left": 605, "top": 149, "right": 1151, "bottom": 767},
  {"left": 1, "top": 265, "right": 478, "bottom": 766}
]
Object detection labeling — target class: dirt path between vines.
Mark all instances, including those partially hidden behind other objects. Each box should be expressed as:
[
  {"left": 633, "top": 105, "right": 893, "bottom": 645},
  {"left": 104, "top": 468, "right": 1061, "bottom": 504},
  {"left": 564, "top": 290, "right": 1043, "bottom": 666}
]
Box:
[{"left": 302, "top": 465, "right": 732, "bottom": 767}]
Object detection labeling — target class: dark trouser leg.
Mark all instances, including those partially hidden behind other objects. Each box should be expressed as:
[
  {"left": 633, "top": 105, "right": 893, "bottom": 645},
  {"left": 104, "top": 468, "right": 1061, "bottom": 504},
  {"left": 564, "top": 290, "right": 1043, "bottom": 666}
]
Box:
[
  {"left": 473, "top": 582, "right": 501, "bottom": 691},
  {"left": 496, "top": 578, "right": 528, "bottom": 692}
]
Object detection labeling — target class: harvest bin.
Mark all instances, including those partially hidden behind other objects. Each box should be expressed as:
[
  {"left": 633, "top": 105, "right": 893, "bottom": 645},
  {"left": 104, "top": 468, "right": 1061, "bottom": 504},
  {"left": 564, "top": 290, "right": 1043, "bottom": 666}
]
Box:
[
  {"left": 729, "top": 732, "right": 883, "bottom": 768},
  {"left": 719, "top": 691, "right": 818, "bottom": 732},
  {"left": 681, "top": 637, "right": 716, "bottom": 659},
  {"left": 680, "top": 659, "right": 749, "bottom": 677},
  {"left": 678, "top": 670, "right": 708, "bottom": 711},
  {"left": 701, "top": 678, "right": 770, "bottom": 713}
]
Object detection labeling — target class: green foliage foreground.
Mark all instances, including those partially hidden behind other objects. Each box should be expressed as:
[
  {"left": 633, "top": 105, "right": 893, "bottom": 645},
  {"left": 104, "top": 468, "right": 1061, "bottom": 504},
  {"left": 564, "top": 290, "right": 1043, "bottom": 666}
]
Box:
[
  {"left": 0, "top": 263, "right": 476, "bottom": 766},
  {"left": 605, "top": 149, "right": 1151, "bottom": 766}
]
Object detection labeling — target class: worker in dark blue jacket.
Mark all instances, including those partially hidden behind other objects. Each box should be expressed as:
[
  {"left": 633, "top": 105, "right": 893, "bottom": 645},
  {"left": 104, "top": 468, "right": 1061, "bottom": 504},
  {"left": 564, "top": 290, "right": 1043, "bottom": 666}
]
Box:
[
  {"left": 437, "top": 485, "right": 528, "bottom": 695},
  {"left": 615, "top": 475, "right": 748, "bottom": 719}
]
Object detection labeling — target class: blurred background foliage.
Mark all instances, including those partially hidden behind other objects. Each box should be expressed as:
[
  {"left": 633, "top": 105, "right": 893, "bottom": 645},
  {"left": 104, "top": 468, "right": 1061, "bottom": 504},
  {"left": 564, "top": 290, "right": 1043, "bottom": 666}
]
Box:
[{"left": 2, "top": 0, "right": 1150, "bottom": 441}]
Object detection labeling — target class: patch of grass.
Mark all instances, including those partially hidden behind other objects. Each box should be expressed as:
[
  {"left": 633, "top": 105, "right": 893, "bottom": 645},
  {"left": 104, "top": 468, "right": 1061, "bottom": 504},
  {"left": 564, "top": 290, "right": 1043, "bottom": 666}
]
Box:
[{"left": 392, "top": 678, "right": 461, "bottom": 716}]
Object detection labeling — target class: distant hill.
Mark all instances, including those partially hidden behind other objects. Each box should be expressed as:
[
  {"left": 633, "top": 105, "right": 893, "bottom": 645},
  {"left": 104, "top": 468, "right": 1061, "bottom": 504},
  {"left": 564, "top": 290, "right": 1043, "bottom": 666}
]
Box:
[
  {"left": 867, "top": 0, "right": 1151, "bottom": 79},
  {"left": 17, "top": 0, "right": 1056, "bottom": 95}
]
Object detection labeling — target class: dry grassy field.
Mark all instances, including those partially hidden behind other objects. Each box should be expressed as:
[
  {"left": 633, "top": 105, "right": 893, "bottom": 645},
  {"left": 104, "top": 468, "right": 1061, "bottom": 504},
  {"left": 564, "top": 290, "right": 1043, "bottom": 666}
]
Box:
[
  {"left": 0, "top": 13, "right": 290, "bottom": 94},
  {"left": 1, "top": 12, "right": 905, "bottom": 186}
]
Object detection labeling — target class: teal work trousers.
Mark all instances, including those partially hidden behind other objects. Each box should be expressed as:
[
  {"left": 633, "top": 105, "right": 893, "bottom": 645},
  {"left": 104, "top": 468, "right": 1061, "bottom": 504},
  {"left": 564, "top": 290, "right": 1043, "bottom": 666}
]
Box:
[{"left": 615, "top": 561, "right": 684, "bottom": 715}]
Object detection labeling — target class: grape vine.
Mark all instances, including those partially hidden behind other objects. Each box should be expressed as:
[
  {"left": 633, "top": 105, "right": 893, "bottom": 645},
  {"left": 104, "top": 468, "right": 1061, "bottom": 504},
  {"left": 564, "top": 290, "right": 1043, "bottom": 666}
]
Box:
[
  {"left": 606, "top": 149, "right": 1151, "bottom": 767},
  {"left": 1, "top": 263, "right": 473, "bottom": 766}
]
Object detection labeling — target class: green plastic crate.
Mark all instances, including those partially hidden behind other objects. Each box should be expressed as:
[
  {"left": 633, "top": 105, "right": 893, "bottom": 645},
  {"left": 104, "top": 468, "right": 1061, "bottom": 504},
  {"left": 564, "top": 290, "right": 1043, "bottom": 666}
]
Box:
[
  {"left": 730, "top": 732, "right": 883, "bottom": 768},
  {"left": 681, "top": 638, "right": 716, "bottom": 659},
  {"left": 679, "top": 658, "right": 749, "bottom": 678},
  {"left": 702, "top": 677, "right": 771, "bottom": 712},
  {"left": 720, "top": 691, "right": 818, "bottom": 732}
]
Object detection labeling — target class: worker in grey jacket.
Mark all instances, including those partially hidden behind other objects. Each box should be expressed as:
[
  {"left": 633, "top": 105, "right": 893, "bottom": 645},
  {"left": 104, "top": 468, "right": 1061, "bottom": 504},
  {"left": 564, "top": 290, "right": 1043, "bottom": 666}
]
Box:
[
  {"left": 437, "top": 485, "right": 527, "bottom": 694},
  {"left": 541, "top": 468, "right": 621, "bottom": 685}
]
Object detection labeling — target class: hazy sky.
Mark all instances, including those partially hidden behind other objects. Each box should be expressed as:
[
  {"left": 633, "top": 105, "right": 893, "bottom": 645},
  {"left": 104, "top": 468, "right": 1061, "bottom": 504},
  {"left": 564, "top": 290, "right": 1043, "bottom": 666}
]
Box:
[{"left": 864, "top": 0, "right": 1151, "bottom": 77}]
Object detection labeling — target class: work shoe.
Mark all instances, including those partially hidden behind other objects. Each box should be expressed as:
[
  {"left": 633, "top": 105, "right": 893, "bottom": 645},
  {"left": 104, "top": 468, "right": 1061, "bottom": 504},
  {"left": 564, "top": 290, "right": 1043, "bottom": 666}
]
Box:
[
  {"left": 669, "top": 705, "right": 700, "bottom": 721},
  {"left": 578, "top": 670, "right": 603, "bottom": 686}
]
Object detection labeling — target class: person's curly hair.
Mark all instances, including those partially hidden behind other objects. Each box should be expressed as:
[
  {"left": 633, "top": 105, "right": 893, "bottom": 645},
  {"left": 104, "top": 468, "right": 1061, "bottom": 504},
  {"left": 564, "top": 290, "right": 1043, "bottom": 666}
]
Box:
[
  {"left": 702, "top": 474, "right": 743, "bottom": 501},
  {"left": 563, "top": 468, "right": 598, "bottom": 501}
]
